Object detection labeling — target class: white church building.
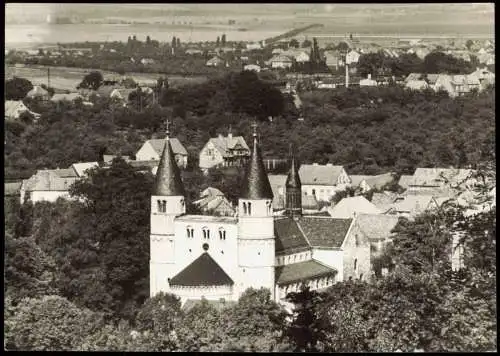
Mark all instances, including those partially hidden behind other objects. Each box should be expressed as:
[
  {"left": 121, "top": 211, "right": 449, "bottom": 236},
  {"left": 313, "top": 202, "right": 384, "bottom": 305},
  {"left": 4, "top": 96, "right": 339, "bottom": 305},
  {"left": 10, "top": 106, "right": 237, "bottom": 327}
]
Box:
[{"left": 150, "top": 125, "right": 371, "bottom": 305}]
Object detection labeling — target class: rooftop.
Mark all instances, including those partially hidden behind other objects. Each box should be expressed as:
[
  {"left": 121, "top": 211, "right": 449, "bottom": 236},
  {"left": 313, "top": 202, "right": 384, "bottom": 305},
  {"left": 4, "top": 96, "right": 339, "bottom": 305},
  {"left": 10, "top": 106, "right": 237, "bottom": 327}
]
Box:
[
  {"left": 177, "top": 215, "right": 237, "bottom": 223},
  {"left": 275, "top": 259, "right": 337, "bottom": 285},
  {"left": 169, "top": 252, "right": 234, "bottom": 287}
]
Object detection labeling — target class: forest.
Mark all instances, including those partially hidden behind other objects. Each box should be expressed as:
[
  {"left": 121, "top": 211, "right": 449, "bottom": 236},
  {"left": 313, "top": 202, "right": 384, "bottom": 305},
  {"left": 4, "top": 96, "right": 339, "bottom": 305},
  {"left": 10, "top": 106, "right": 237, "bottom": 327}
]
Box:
[
  {"left": 4, "top": 156, "right": 496, "bottom": 351},
  {"left": 5, "top": 70, "right": 495, "bottom": 184}
]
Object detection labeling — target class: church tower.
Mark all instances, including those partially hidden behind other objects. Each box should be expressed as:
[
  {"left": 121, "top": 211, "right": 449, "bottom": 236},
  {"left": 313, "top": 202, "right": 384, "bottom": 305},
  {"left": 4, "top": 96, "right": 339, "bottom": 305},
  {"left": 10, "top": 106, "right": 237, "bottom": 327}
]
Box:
[
  {"left": 150, "top": 120, "right": 186, "bottom": 297},
  {"left": 237, "top": 122, "right": 275, "bottom": 299},
  {"left": 285, "top": 143, "right": 302, "bottom": 217}
]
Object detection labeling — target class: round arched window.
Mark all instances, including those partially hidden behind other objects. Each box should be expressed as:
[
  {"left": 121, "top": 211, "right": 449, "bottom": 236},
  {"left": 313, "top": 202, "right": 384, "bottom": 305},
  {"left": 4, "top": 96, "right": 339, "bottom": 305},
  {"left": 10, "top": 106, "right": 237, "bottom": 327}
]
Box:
[{"left": 202, "top": 243, "right": 209, "bottom": 251}]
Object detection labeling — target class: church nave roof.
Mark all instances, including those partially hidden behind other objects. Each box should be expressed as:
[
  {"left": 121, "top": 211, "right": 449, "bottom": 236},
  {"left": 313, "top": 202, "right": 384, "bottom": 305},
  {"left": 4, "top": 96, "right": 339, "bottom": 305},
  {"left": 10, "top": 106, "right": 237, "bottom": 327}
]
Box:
[{"left": 169, "top": 252, "right": 234, "bottom": 287}]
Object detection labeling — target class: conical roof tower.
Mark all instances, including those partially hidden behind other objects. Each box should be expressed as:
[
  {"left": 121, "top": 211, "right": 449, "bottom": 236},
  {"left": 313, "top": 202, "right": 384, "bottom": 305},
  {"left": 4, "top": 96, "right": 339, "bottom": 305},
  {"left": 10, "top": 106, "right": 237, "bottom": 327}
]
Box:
[
  {"left": 240, "top": 122, "right": 273, "bottom": 200},
  {"left": 153, "top": 120, "right": 185, "bottom": 196},
  {"left": 285, "top": 143, "right": 302, "bottom": 217}
]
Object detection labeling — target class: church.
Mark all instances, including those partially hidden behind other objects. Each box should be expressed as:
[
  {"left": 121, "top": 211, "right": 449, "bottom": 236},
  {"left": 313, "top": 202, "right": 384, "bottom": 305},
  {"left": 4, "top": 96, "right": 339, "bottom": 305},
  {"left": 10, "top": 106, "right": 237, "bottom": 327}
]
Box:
[{"left": 150, "top": 124, "right": 371, "bottom": 305}]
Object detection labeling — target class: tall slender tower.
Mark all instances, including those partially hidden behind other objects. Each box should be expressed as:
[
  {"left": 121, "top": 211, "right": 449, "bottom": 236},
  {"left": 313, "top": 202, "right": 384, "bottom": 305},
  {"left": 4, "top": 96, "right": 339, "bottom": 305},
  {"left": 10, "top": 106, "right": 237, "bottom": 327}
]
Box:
[
  {"left": 150, "top": 119, "right": 186, "bottom": 297},
  {"left": 285, "top": 143, "right": 302, "bottom": 218},
  {"left": 237, "top": 122, "right": 275, "bottom": 299}
]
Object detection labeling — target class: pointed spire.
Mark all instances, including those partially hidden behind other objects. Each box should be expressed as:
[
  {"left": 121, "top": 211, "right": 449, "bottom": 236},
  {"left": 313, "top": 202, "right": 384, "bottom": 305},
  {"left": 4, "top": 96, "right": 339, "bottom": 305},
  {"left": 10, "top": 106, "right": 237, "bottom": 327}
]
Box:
[
  {"left": 154, "top": 119, "right": 185, "bottom": 196},
  {"left": 285, "top": 143, "right": 302, "bottom": 217},
  {"left": 286, "top": 143, "right": 301, "bottom": 189},
  {"left": 240, "top": 121, "right": 273, "bottom": 200}
]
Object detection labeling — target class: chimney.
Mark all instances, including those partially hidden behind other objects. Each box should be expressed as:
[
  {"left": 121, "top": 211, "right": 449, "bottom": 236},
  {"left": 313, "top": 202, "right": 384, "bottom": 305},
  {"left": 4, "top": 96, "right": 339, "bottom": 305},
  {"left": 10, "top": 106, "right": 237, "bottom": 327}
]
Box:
[{"left": 367, "top": 73, "right": 372, "bottom": 80}]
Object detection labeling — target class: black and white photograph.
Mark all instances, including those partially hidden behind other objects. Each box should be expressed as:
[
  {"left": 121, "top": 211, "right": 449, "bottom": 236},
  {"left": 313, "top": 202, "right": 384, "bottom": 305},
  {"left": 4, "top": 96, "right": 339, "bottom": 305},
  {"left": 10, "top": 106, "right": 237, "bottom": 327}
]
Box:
[{"left": 4, "top": 3, "right": 496, "bottom": 352}]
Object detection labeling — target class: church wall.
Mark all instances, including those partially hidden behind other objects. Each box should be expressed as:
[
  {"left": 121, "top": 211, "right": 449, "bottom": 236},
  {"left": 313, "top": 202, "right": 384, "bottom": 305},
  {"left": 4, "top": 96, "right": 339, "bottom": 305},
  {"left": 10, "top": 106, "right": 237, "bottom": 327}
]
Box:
[
  {"left": 173, "top": 219, "right": 238, "bottom": 281},
  {"left": 275, "top": 250, "right": 312, "bottom": 266},
  {"left": 171, "top": 285, "right": 235, "bottom": 305},
  {"left": 342, "top": 224, "right": 371, "bottom": 282},
  {"left": 237, "top": 265, "right": 275, "bottom": 299}
]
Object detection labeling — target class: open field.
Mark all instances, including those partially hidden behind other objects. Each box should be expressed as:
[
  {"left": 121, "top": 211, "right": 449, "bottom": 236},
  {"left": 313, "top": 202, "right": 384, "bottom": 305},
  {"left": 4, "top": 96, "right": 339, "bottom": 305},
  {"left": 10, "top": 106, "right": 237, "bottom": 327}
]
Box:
[{"left": 5, "top": 64, "right": 208, "bottom": 91}]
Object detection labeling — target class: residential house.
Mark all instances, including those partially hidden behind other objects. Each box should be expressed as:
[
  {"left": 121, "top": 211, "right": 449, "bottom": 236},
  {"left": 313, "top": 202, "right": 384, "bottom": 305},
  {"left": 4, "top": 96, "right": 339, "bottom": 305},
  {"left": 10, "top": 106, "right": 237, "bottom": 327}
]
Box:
[
  {"left": 140, "top": 58, "right": 155, "bottom": 65},
  {"left": 25, "top": 85, "right": 50, "bottom": 100},
  {"left": 71, "top": 162, "right": 99, "bottom": 177},
  {"left": 349, "top": 173, "right": 395, "bottom": 193},
  {"left": 397, "top": 175, "right": 414, "bottom": 191},
  {"left": 317, "top": 79, "right": 337, "bottom": 89},
  {"left": 359, "top": 74, "right": 378, "bottom": 87},
  {"left": 110, "top": 88, "right": 137, "bottom": 104},
  {"left": 425, "top": 74, "right": 440, "bottom": 88},
  {"left": 102, "top": 155, "right": 132, "bottom": 164},
  {"left": 51, "top": 93, "right": 85, "bottom": 103},
  {"left": 298, "top": 163, "right": 351, "bottom": 202},
  {"left": 449, "top": 75, "right": 481, "bottom": 96},
  {"left": 371, "top": 191, "right": 400, "bottom": 213},
  {"left": 135, "top": 138, "right": 188, "bottom": 169},
  {"left": 20, "top": 169, "right": 80, "bottom": 203},
  {"left": 404, "top": 72, "right": 424, "bottom": 83},
  {"left": 469, "top": 67, "right": 495, "bottom": 89},
  {"left": 185, "top": 48, "right": 203, "bottom": 55},
  {"left": 5, "top": 100, "right": 40, "bottom": 121},
  {"left": 328, "top": 196, "right": 382, "bottom": 219},
  {"left": 272, "top": 48, "right": 285, "bottom": 55},
  {"left": 274, "top": 215, "right": 371, "bottom": 291},
  {"left": 246, "top": 42, "right": 262, "bottom": 50},
  {"left": 345, "top": 50, "right": 360, "bottom": 65},
  {"left": 243, "top": 64, "right": 261, "bottom": 72},
  {"left": 414, "top": 47, "right": 431, "bottom": 60},
  {"left": 206, "top": 56, "right": 225, "bottom": 67},
  {"left": 266, "top": 55, "right": 293, "bottom": 69},
  {"left": 405, "top": 79, "right": 429, "bottom": 91},
  {"left": 193, "top": 187, "right": 236, "bottom": 217},
  {"left": 405, "top": 167, "right": 476, "bottom": 198},
  {"left": 386, "top": 195, "right": 445, "bottom": 219},
  {"left": 478, "top": 52, "right": 494, "bottom": 66},
  {"left": 199, "top": 133, "right": 250, "bottom": 170},
  {"left": 5, "top": 182, "right": 22, "bottom": 197},
  {"left": 323, "top": 50, "right": 344, "bottom": 69}
]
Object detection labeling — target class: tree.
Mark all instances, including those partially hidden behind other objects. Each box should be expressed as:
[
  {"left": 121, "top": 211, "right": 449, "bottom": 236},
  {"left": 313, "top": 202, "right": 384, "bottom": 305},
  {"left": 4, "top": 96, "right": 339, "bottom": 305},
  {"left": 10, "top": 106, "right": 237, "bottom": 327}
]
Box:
[
  {"left": 221, "top": 34, "right": 227, "bottom": 46},
  {"left": 172, "top": 36, "right": 177, "bottom": 48},
  {"left": 289, "top": 38, "right": 299, "bottom": 48},
  {"left": 337, "top": 41, "right": 350, "bottom": 53},
  {"left": 465, "top": 39, "right": 474, "bottom": 50},
  {"left": 146, "top": 35, "right": 151, "bottom": 45},
  {"left": 5, "top": 295, "right": 102, "bottom": 351},
  {"left": 301, "top": 39, "right": 312, "bottom": 48},
  {"left": 176, "top": 37, "right": 181, "bottom": 48},
  {"left": 216, "top": 36, "right": 220, "bottom": 46},
  {"left": 5, "top": 77, "right": 34, "bottom": 100},
  {"left": 78, "top": 71, "right": 103, "bottom": 90}
]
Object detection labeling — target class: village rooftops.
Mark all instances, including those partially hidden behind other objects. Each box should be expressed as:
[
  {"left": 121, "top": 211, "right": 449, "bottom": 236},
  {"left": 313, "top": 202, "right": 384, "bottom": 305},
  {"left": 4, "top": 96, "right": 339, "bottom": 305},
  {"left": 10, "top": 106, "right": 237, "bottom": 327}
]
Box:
[
  {"left": 22, "top": 170, "right": 79, "bottom": 192},
  {"left": 143, "top": 138, "right": 188, "bottom": 156},
  {"left": 299, "top": 164, "right": 345, "bottom": 186},
  {"left": 353, "top": 213, "right": 400, "bottom": 242},
  {"left": 275, "top": 259, "right": 337, "bottom": 285},
  {"left": 208, "top": 134, "right": 250, "bottom": 158},
  {"left": 329, "top": 196, "right": 382, "bottom": 219},
  {"left": 409, "top": 168, "right": 475, "bottom": 188}
]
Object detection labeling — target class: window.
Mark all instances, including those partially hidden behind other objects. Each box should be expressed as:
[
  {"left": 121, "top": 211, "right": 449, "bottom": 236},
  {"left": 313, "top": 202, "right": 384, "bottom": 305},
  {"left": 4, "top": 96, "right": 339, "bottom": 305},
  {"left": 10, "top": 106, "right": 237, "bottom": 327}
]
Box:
[
  {"left": 219, "top": 228, "right": 226, "bottom": 240},
  {"left": 157, "top": 200, "right": 167, "bottom": 213},
  {"left": 359, "top": 273, "right": 363, "bottom": 281},
  {"left": 202, "top": 227, "right": 210, "bottom": 239},
  {"left": 186, "top": 226, "right": 194, "bottom": 238},
  {"left": 312, "top": 189, "right": 316, "bottom": 196},
  {"left": 354, "top": 258, "right": 358, "bottom": 274},
  {"left": 180, "top": 199, "right": 185, "bottom": 209},
  {"left": 248, "top": 202, "right": 252, "bottom": 215},
  {"left": 243, "top": 202, "right": 247, "bottom": 215}
]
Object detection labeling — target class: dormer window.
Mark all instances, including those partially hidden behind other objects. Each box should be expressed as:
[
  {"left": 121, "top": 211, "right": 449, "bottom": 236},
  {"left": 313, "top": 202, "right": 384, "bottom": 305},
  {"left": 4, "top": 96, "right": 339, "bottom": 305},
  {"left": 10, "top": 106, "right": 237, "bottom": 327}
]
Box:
[
  {"left": 219, "top": 227, "right": 226, "bottom": 240},
  {"left": 202, "top": 227, "right": 210, "bottom": 239}
]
